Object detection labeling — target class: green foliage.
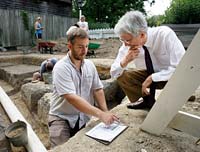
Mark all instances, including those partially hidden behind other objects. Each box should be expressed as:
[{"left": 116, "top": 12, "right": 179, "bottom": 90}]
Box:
[
  {"left": 164, "top": 0, "right": 200, "bottom": 24},
  {"left": 20, "top": 11, "right": 35, "bottom": 45},
  {"left": 147, "top": 15, "right": 165, "bottom": 27},
  {"left": 20, "top": 11, "right": 29, "bottom": 31},
  {"left": 73, "top": 0, "right": 151, "bottom": 28},
  {"left": 30, "top": 26, "right": 36, "bottom": 46},
  {"left": 72, "top": 0, "right": 79, "bottom": 18},
  {"left": 89, "top": 22, "right": 110, "bottom": 29}
]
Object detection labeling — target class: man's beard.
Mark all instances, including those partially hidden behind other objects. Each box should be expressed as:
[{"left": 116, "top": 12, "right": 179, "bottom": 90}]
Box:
[{"left": 72, "top": 51, "right": 85, "bottom": 61}]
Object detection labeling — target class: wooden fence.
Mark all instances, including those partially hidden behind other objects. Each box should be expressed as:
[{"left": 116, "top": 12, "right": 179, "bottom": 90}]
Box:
[{"left": 0, "top": 9, "right": 78, "bottom": 47}]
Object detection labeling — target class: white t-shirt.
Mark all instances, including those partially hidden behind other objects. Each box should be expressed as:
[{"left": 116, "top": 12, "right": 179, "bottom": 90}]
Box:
[{"left": 77, "top": 21, "right": 89, "bottom": 31}]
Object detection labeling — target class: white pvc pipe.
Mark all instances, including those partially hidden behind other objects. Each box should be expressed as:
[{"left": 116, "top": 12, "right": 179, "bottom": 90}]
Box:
[{"left": 0, "top": 86, "right": 47, "bottom": 152}]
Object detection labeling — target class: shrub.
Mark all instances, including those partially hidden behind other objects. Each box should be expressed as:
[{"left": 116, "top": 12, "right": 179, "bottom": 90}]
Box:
[
  {"left": 89, "top": 22, "right": 110, "bottom": 29},
  {"left": 164, "top": 0, "right": 200, "bottom": 24}
]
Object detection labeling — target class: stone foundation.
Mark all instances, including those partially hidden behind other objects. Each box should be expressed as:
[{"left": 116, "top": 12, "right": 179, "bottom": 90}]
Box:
[{"left": 21, "top": 82, "right": 53, "bottom": 112}]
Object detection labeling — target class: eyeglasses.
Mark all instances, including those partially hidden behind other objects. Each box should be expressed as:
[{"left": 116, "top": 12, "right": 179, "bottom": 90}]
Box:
[{"left": 119, "top": 37, "right": 133, "bottom": 44}]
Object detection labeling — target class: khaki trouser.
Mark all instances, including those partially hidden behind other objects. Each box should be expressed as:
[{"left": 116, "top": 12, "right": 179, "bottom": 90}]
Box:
[
  {"left": 117, "top": 69, "right": 167, "bottom": 103},
  {"left": 48, "top": 115, "right": 85, "bottom": 149}
]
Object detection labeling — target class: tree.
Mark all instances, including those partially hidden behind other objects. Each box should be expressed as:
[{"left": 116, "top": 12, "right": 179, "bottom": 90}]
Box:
[
  {"left": 147, "top": 15, "right": 165, "bottom": 27},
  {"left": 73, "top": 0, "right": 153, "bottom": 28},
  {"left": 164, "top": 0, "right": 200, "bottom": 24}
]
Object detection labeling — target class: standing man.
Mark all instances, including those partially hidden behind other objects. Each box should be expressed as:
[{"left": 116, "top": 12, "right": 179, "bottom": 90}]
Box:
[
  {"left": 77, "top": 15, "right": 89, "bottom": 32},
  {"left": 111, "top": 11, "right": 185, "bottom": 109},
  {"left": 48, "top": 28, "right": 118, "bottom": 148}
]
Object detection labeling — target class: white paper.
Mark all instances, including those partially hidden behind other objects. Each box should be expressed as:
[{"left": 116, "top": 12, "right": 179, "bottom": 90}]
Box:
[{"left": 85, "top": 122, "right": 127, "bottom": 142}]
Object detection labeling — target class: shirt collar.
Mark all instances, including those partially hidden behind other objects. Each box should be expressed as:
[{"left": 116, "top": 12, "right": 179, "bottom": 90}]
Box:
[
  {"left": 66, "top": 52, "right": 85, "bottom": 68},
  {"left": 144, "top": 27, "right": 153, "bottom": 48}
]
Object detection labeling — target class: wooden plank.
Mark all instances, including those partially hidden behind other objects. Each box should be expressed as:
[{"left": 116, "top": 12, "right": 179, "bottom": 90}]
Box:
[
  {"left": 168, "top": 111, "right": 200, "bottom": 138},
  {"left": 141, "top": 29, "right": 200, "bottom": 135}
]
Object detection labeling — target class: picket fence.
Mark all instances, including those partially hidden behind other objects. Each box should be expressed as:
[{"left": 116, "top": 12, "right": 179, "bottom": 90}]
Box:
[
  {"left": 89, "top": 28, "right": 118, "bottom": 39},
  {"left": 88, "top": 24, "right": 200, "bottom": 49}
]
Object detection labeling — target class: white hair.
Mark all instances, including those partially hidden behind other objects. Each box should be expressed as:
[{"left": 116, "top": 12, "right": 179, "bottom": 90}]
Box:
[
  {"left": 114, "top": 11, "right": 148, "bottom": 37},
  {"left": 66, "top": 26, "right": 78, "bottom": 36}
]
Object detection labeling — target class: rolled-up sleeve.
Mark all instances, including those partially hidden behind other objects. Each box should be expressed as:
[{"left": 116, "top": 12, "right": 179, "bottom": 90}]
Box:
[
  {"left": 110, "top": 45, "right": 128, "bottom": 78},
  {"left": 91, "top": 62, "right": 103, "bottom": 90},
  {"left": 53, "top": 65, "right": 76, "bottom": 96}
]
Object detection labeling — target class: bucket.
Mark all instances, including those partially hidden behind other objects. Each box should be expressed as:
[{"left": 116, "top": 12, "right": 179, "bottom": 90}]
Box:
[
  {"left": 5, "top": 120, "right": 28, "bottom": 147},
  {"left": 43, "top": 72, "right": 52, "bottom": 84}
]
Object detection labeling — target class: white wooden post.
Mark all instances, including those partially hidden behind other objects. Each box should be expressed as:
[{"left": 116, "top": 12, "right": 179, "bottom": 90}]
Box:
[{"left": 79, "top": 9, "right": 82, "bottom": 20}]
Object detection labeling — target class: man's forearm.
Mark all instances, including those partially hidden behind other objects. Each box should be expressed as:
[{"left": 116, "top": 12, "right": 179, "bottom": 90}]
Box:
[
  {"left": 93, "top": 89, "right": 108, "bottom": 111},
  {"left": 64, "top": 93, "right": 119, "bottom": 125},
  {"left": 120, "top": 59, "right": 128, "bottom": 68},
  {"left": 64, "top": 94, "right": 103, "bottom": 118}
]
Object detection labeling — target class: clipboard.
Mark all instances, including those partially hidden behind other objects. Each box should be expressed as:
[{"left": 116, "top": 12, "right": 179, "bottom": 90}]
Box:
[{"left": 85, "top": 122, "right": 128, "bottom": 145}]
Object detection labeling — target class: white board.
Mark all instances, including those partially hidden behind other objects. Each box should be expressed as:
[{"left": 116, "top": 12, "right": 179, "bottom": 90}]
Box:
[{"left": 168, "top": 111, "right": 200, "bottom": 137}]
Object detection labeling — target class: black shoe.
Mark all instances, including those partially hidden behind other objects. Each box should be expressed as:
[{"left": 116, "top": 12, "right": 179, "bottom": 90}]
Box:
[
  {"left": 127, "top": 99, "right": 150, "bottom": 109},
  {"left": 127, "top": 99, "right": 155, "bottom": 110},
  {"left": 188, "top": 95, "right": 196, "bottom": 102}
]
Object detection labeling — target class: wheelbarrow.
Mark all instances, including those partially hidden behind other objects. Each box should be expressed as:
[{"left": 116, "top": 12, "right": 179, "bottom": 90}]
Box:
[
  {"left": 87, "top": 42, "right": 101, "bottom": 57},
  {"left": 38, "top": 41, "right": 56, "bottom": 54}
]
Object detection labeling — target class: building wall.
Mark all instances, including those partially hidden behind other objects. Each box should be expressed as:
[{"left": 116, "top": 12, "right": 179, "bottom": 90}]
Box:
[{"left": 0, "top": 0, "right": 72, "bottom": 17}]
